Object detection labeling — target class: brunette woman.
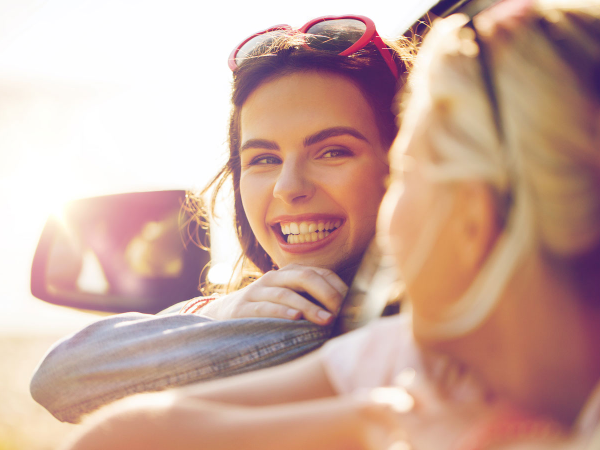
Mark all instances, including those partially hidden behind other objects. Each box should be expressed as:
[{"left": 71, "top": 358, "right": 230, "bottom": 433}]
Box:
[{"left": 31, "top": 16, "right": 412, "bottom": 423}]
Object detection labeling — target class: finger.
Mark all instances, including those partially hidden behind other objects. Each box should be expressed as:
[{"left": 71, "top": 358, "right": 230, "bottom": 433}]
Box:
[
  {"left": 277, "top": 264, "right": 349, "bottom": 298},
  {"left": 245, "top": 287, "right": 335, "bottom": 325},
  {"left": 281, "top": 264, "right": 348, "bottom": 296},
  {"left": 236, "top": 297, "right": 303, "bottom": 321},
  {"left": 352, "top": 390, "right": 412, "bottom": 447},
  {"left": 366, "top": 387, "right": 415, "bottom": 414},
  {"left": 274, "top": 267, "right": 347, "bottom": 314},
  {"left": 394, "top": 367, "right": 449, "bottom": 417},
  {"left": 294, "top": 265, "right": 349, "bottom": 296}
]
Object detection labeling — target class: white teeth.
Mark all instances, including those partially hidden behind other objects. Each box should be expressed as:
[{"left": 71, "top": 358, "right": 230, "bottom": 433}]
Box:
[
  {"left": 284, "top": 229, "right": 334, "bottom": 244},
  {"left": 280, "top": 219, "right": 343, "bottom": 243},
  {"left": 299, "top": 222, "right": 309, "bottom": 234}
]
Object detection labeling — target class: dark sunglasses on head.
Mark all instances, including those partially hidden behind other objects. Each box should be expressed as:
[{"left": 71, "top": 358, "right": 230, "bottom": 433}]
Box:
[
  {"left": 465, "top": 19, "right": 505, "bottom": 144},
  {"left": 464, "top": 18, "right": 516, "bottom": 220},
  {"left": 228, "top": 15, "right": 399, "bottom": 79}
]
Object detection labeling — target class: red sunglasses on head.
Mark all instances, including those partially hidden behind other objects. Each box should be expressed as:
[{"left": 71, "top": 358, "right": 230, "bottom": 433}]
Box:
[{"left": 228, "top": 15, "right": 399, "bottom": 79}]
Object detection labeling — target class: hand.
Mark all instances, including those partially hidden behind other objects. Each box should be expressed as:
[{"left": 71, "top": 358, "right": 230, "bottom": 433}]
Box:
[
  {"left": 353, "top": 385, "right": 497, "bottom": 450},
  {"left": 349, "top": 363, "right": 498, "bottom": 449},
  {"left": 199, "top": 264, "right": 348, "bottom": 325},
  {"left": 354, "top": 377, "right": 570, "bottom": 450}
]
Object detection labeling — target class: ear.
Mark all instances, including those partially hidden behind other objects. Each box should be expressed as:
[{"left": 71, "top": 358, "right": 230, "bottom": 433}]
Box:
[{"left": 451, "top": 182, "right": 502, "bottom": 272}]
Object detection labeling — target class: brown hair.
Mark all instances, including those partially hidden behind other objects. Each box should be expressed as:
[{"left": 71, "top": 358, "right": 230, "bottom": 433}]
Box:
[{"left": 187, "top": 32, "right": 415, "bottom": 291}]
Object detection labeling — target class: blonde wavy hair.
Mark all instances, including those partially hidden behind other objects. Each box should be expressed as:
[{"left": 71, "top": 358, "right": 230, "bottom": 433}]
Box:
[{"left": 399, "top": 0, "right": 600, "bottom": 339}]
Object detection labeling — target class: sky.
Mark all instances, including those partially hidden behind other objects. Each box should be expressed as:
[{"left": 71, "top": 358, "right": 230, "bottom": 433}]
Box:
[{"left": 0, "top": 0, "right": 436, "bottom": 332}]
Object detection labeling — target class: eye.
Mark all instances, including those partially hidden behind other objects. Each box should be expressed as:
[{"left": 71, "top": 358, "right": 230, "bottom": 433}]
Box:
[
  {"left": 247, "top": 155, "right": 282, "bottom": 166},
  {"left": 320, "top": 148, "right": 353, "bottom": 159}
]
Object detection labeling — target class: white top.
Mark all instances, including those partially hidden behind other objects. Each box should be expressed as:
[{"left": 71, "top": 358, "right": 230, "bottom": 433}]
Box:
[
  {"left": 321, "top": 314, "right": 423, "bottom": 394},
  {"left": 320, "top": 314, "right": 600, "bottom": 449},
  {"left": 321, "top": 314, "right": 485, "bottom": 401}
]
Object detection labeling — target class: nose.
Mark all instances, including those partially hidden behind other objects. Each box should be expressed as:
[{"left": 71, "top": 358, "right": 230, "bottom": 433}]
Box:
[{"left": 273, "top": 157, "right": 316, "bottom": 204}]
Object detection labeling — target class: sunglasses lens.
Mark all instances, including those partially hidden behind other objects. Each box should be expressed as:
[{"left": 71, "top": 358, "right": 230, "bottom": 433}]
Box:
[
  {"left": 235, "top": 29, "right": 289, "bottom": 67},
  {"left": 305, "top": 19, "right": 366, "bottom": 53}
]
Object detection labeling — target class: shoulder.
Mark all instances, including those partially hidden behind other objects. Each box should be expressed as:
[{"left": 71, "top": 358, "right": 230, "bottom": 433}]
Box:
[{"left": 320, "top": 314, "right": 420, "bottom": 394}]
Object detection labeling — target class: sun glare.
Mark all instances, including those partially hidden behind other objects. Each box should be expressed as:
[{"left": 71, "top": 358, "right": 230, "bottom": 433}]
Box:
[{"left": 0, "top": 0, "right": 423, "bottom": 321}]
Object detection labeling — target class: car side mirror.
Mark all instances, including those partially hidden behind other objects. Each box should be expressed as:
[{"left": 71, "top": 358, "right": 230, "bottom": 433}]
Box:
[{"left": 30, "top": 190, "right": 210, "bottom": 314}]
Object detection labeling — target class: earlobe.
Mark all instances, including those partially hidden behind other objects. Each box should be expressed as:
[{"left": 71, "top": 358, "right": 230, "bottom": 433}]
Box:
[{"left": 454, "top": 182, "right": 502, "bottom": 272}]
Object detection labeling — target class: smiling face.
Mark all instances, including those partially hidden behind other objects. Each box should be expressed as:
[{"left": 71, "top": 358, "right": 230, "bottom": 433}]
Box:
[{"left": 238, "top": 71, "right": 389, "bottom": 274}]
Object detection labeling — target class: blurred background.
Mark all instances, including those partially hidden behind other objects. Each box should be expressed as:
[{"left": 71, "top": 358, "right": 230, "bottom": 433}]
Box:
[{"left": 0, "top": 0, "right": 431, "bottom": 448}]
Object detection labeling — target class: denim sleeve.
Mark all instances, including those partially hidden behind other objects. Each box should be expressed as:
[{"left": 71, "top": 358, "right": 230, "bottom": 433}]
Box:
[{"left": 30, "top": 313, "right": 332, "bottom": 423}]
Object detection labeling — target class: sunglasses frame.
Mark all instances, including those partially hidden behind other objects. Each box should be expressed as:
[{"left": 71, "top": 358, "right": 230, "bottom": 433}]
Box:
[
  {"left": 228, "top": 15, "right": 399, "bottom": 79},
  {"left": 466, "top": 19, "right": 514, "bottom": 218},
  {"left": 465, "top": 19, "right": 504, "bottom": 144}
]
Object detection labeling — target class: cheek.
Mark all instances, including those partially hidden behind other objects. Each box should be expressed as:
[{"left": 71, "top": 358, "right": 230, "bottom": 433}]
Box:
[
  {"left": 345, "top": 160, "right": 388, "bottom": 236},
  {"left": 239, "top": 173, "right": 270, "bottom": 237},
  {"left": 351, "top": 158, "right": 388, "bottom": 207},
  {"left": 377, "top": 175, "right": 435, "bottom": 277}
]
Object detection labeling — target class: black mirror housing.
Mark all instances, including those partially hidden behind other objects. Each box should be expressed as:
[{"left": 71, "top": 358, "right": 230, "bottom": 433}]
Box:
[{"left": 31, "top": 190, "right": 210, "bottom": 314}]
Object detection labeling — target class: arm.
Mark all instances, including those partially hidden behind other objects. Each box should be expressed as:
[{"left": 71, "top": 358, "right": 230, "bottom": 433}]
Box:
[
  {"left": 30, "top": 312, "right": 332, "bottom": 423},
  {"left": 30, "top": 265, "right": 347, "bottom": 423},
  {"left": 170, "top": 314, "right": 416, "bottom": 407},
  {"left": 61, "top": 371, "right": 575, "bottom": 450},
  {"left": 61, "top": 393, "right": 374, "bottom": 450},
  {"left": 179, "top": 346, "right": 337, "bottom": 405}
]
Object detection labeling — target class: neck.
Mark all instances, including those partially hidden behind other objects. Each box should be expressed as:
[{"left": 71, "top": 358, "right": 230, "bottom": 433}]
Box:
[{"left": 431, "top": 253, "right": 600, "bottom": 425}]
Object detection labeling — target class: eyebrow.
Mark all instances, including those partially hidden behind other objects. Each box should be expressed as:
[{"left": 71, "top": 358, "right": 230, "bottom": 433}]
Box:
[
  {"left": 240, "top": 139, "right": 279, "bottom": 153},
  {"left": 304, "top": 127, "right": 369, "bottom": 147},
  {"left": 239, "top": 127, "right": 370, "bottom": 153}
]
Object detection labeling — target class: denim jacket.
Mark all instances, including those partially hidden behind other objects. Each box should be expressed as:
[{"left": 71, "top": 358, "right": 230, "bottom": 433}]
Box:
[{"left": 30, "top": 309, "right": 332, "bottom": 423}]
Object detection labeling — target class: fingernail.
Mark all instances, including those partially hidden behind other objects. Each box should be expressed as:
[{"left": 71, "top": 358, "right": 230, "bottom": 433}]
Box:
[
  {"left": 317, "top": 310, "right": 332, "bottom": 322},
  {"left": 286, "top": 308, "right": 300, "bottom": 318}
]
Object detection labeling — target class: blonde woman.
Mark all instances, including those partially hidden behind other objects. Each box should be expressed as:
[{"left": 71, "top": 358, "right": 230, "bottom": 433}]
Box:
[{"left": 62, "top": 1, "right": 600, "bottom": 449}]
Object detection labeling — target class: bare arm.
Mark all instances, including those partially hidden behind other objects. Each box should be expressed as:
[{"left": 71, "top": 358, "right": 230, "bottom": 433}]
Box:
[
  {"left": 178, "top": 348, "right": 337, "bottom": 406},
  {"left": 60, "top": 349, "right": 355, "bottom": 450},
  {"left": 61, "top": 394, "right": 372, "bottom": 450}
]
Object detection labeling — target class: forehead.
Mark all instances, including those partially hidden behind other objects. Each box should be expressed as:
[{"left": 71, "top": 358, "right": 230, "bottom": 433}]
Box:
[{"left": 240, "top": 71, "right": 381, "bottom": 144}]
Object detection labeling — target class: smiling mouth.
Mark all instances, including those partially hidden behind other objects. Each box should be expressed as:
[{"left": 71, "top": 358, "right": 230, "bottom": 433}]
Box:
[{"left": 277, "top": 220, "right": 342, "bottom": 244}]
